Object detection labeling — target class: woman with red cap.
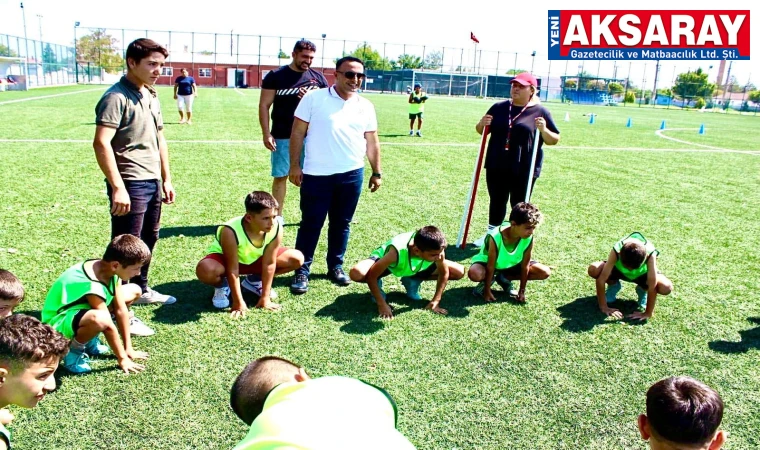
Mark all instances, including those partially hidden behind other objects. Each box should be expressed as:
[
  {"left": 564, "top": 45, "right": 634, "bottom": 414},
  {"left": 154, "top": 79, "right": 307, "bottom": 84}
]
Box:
[{"left": 472, "top": 72, "right": 561, "bottom": 247}]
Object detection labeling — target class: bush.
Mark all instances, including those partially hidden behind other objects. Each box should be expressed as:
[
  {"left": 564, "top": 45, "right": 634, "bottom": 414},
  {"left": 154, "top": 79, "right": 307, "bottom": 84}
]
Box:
[
  {"left": 695, "top": 97, "right": 706, "bottom": 109},
  {"left": 624, "top": 91, "right": 635, "bottom": 103}
]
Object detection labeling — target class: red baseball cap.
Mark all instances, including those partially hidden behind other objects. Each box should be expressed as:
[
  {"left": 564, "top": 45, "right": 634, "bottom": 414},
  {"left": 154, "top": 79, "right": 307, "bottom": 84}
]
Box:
[{"left": 511, "top": 72, "right": 537, "bottom": 87}]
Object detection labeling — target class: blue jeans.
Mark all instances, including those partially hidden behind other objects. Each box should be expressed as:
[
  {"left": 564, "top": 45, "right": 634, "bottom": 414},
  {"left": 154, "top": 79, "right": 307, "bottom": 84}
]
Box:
[
  {"left": 106, "top": 180, "right": 162, "bottom": 292},
  {"left": 295, "top": 168, "right": 364, "bottom": 276}
]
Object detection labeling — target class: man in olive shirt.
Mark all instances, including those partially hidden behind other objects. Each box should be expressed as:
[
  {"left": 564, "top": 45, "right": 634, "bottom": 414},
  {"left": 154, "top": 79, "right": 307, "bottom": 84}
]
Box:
[{"left": 93, "top": 38, "right": 177, "bottom": 336}]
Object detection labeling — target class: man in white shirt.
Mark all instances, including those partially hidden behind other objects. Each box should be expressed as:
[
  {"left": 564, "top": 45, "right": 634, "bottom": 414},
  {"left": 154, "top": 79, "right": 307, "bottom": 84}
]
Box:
[{"left": 288, "top": 56, "right": 382, "bottom": 294}]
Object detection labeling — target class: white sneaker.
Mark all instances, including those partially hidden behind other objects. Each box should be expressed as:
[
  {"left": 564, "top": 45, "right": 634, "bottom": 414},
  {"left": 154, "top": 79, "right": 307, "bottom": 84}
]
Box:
[
  {"left": 241, "top": 278, "right": 278, "bottom": 298},
  {"left": 135, "top": 288, "right": 177, "bottom": 305},
  {"left": 212, "top": 286, "right": 231, "bottom": 309},
  {"left": 276, "top": 215, "right": 284, "bottom": 226},
  {"left": 473, "top": 233, "right": 487, "bottom": 248},
  {"left": 129, "top": 315, "right": 155, "bottom": 337}
]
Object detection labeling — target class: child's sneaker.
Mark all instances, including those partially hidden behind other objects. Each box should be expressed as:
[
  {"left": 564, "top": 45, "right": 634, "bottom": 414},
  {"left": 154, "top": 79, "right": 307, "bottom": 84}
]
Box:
[
  {"left": 62, "top": 348, "right": 91, "bottom": 374},
  {"left": 129, "top": 315, "right": 155, "bottom": 337},
  {"left": 636, "top": 286, "right": 648, "bottom": 311},
  {"left": 416, "top": 131, "right": 423, "bottom": 137},
  {"left": 212, "top": 286, "right": 231, "bottom": 309},
  {"left": 241, "top": 278, "right": 278, "bottom": 298},
  {"left": 408, "top": 130, "right": 414, "bottom": 136},
  {"left": 135, "top": 287, "right": 177, "bottom": 305},
  {"left": 473, "top": 233, "right": 487, "bottom": 248},
  {"left": 495, "top": 273, "right": 518, "bottom": 297},
  {"left": 400, "top": 277, "right": 423, "bottom": 301},
  {"left": 84, "top": 337, "right": 110, "bottom": 357},
  {"left": 605, "top": 282, "right": 622, "bottom": 304},
  {"left": 472, "top": 279, "right": 496, "bottom": 297}
]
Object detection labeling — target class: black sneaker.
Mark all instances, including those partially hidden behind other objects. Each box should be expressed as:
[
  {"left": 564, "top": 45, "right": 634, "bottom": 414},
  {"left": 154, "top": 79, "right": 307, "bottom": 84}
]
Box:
[
  {"left": 329, "top": 267, "right": 351, "bottom": 286},
  {"left": 290, "top": 273, "right": 309, "bottom": 294}
]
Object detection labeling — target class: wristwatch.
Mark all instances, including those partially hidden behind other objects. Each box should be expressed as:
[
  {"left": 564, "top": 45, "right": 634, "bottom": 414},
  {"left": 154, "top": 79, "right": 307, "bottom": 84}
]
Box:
[{"left": 372, "top": 172, "right": 382, "bottom": 178}]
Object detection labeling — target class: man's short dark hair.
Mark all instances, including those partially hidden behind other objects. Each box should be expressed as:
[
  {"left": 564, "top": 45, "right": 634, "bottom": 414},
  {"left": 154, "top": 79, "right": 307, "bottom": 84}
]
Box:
[
  {"left": 647, "top": 376, "right": 724, "bottom": 447},
  {"left": 126, "top": 38, "right": 169, "bottom": 65},
  {"left": 509, "top": 202, "right": 542, "bottom": 226},
  {"left": 244, "top": 191, "right": 279, "bottom": 215},
  {"left": 414, "top": 226, "right": 446, "bottom": 252},
  {"left": 102, "top": 234, "right": 151, "bottom": 267},
  {"left": 230, "top": 356, "right": 302, "bottom": 425},
  {"left": 0, "top": 269, "right": 24, "bottom": 302},
  {"left": 336, "top": 56, "right": 364, "bottom": 71},
  {"left": 0, "top": 314, "right": 69, "bottom": 371},
  {"left": 620, "top": 241, "right": 647, "bottom": 270},
  {"left": 293, "top": 40, "right": 317, "bottom": 53}
]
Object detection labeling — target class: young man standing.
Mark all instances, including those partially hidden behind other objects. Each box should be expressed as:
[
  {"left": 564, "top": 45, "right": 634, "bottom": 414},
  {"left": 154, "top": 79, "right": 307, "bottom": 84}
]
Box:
[{"left": 93, "top": 38, "right": 178, "bottom": 337}]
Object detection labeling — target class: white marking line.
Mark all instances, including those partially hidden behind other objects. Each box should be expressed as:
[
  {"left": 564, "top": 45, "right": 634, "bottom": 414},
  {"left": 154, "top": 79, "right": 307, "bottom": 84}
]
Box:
[
  {"left": 233, "top": 88, "right": 245, "bottom": 96},
  {"left": 655, "top": 128, "right": 724, "bottom": 150},
  {"left": 0, "top": 139, "right": 758, "bottom": 156},
  {"left": 0, "top": 88, "right": 103, "bottom": 106}
]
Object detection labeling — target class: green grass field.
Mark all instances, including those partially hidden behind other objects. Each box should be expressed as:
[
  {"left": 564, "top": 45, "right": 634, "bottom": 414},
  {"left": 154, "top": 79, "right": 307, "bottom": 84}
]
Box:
[{"left": 1, "top": 85, "right": 759, "bottom": 450}]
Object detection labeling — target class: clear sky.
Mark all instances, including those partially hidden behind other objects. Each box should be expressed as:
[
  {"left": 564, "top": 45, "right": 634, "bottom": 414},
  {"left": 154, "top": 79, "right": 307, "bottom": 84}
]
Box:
[{"left": 1, "top": 0, "right": 756, "bottom": 88}]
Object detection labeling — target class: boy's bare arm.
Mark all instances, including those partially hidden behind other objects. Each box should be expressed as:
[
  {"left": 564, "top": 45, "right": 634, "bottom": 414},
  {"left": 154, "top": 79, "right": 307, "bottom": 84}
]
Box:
[
  {"left": 430, "top": 253, "right": 450, "bottom": 303},
  {"left": 596, "top": 250, "right": 622, "bottom": 318},
  {"left": 256, "top": 231, "right": 281, "bottom": 310},
  {"left": 87, "top": 294, "right": 143, "bottom": 373},
  {"left": 220, "top": 228, "right": 246, "bottom": 318},
  {"left": 517, "top": 241, "right": 533, "bottom": 301},
  {"left": 483, "top": 237, "right": 498, "bottom": 301},
  {"left": 630, "top": 256, "right": 659, "bottom": 321},
  {"left": 366, "top": 250, "right": 397, "bottom": 319}
]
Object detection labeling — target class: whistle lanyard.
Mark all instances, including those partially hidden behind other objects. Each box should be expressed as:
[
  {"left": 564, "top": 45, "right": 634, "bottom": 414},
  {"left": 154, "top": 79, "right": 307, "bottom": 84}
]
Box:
[{"left": 505, "top": 101, "right": 529, "bottom": 150}]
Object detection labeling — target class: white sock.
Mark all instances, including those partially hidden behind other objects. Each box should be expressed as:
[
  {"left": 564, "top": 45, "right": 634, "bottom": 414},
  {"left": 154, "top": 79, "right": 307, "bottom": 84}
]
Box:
[{"left": 71, "top": 339, "right": 86, "bottom": 351}]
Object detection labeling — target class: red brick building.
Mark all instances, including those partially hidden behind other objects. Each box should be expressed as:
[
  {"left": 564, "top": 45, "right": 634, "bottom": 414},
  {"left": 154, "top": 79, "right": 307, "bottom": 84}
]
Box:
[{"left": 155, "top": 57, "right": 336, "bottom": 88}]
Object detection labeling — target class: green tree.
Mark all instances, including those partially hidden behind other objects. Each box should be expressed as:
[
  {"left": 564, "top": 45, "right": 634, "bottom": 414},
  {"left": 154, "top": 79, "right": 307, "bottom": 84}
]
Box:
[
  {"left": 76, "top": 29, "right": 125, "bottom": 74},
  {"left": 42, "top": 44, "right": 57, "bottom": 73},
  {"left": 423, "top": 51, "right": 442, "bottom": 70},
  {"left": 608, "top": 82, "right": 624, "bottom": 95},
  {"left": 340, "top": 43, "right": 392, "bottom": 71},
  {"left": 395, "top": 54, "right": 423, "bottom": 70},
  {"left": 748, "top": 90, "right": 760, "bottom": 103},
  {"left": 277, "top": 49, "right": 288, "bottom": 59},
  {"left": 656, "top": 87, "right": 672, "bottom": 97},
  {"left": 506, "top": 69, "right": 528, "bottom": 75},
  {"left": 564, "top": 79, "right": 577, "bottom": 89},
  {"left": 672, "top": 68, "right": 715, "bottom": 100},
  {"left": 0, "top": 44, "right": 19, "bottom": 57},
  {"left": 624, "top": 91, "right": 636, "bottom": 103}
]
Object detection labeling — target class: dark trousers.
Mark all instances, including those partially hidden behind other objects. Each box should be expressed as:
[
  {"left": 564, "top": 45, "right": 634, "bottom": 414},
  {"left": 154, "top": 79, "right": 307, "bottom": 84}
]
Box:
[
  {"left": 295, "top": 168, "right": 364, "bottom": 276},
  {"left": 107, "top": 180, "right": 162, "bottom": 292},
  {"left": 485, "top": 169, "right": 536, "bottom": 226}
]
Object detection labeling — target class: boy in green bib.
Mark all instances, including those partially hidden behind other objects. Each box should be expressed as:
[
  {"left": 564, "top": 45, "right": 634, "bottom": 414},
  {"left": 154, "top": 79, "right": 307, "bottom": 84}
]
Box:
[
  {"left": 230, "top": 356, "right": 417, "bottom": 449},
  {"left": 349, "top": 226, "right": 464, "bottom": 319},
  {"left": 468, "top": 202, "right": 551, "bottom": 303},
  {"left": 42, "top": 234, "right": 151, "bottom": 375},
  {"left": 195, "top": 191, "right": 304, "bottom": 318},
  {"left": 0, "top": 315, "right": 70, "bottom": 450},
  {"left": 588, "top": 232, "right": 673, "bottom": 321},
  {"left": 408, "top": 83, "right": 428, "bottom": 137}
]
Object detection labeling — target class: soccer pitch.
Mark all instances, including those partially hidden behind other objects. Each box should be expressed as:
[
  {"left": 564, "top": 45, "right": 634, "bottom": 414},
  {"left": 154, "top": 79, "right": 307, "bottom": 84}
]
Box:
[{"left": 0, "top": 86, "right": 758, "bottom": 449}]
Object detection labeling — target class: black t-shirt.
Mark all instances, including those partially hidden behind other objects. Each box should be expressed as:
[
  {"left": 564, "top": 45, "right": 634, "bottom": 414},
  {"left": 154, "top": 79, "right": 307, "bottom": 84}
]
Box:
[
  {"left": 262, "top": 65, "right": 328, "bottom": 139},
  {"left": 484, "top": 101, "right": 560, "bottom": 178}
]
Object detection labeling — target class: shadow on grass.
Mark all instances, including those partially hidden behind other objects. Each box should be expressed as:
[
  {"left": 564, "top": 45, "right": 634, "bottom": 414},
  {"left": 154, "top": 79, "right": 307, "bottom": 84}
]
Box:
[
  {"left": 160, "top": 225, "right": 217, "bottom": 238},
  {"left": 556, "top": 296, "right": 649, "bottom": 332},
  {"left": 315, "top": 286, "right": 476, "bottom": 334},
  {"left": 709, "top": 317, "right": 760, "bottom": 354},
  {"left": 445, "top": 245, "right": 480, "bottom": 263},
  {"left": 378, "top": 133, "right": 412, "bottom": 138},
  {"left": 148, "top": 280, "right": 217, "bottom": 324}
]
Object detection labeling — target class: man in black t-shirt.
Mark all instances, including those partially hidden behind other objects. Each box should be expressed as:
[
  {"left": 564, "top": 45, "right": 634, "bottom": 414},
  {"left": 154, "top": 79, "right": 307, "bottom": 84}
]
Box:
[
  {"left": 246, "top": 40, "right": 327, "bottom": 296},
  {"left": 259, "top": 40, "right": 328, "bottom": 222}
]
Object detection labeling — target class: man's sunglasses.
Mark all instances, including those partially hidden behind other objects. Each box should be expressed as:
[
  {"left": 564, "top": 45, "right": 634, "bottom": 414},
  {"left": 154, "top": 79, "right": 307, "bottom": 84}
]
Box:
[{"left": 337, "top": 71, "right": 366, "bottom": 80}]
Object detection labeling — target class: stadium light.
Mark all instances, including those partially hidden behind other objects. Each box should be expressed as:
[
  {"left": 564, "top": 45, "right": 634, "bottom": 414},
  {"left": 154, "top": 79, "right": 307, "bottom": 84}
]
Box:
[
  {"left": 531, "top": 51, "right": 536, "bottom": 74},
  {"left": 74, "top": 21, "right": 80, "bottom": 83},
  {"left": 321, "top": 34, "right": 326, "bottom": 73}
]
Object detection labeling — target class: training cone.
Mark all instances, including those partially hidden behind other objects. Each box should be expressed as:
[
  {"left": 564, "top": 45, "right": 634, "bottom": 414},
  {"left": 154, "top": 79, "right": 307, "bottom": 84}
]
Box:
[
  {"left": 699, "top": 124, "right": 705, "bottom": 135},
  {"left": 626, "top": 118, "right": 632, "bottom": 128},
  {"left": 660, "top": 120, "right": 666, "bottom": 130},
  {"left": 564, "top": 112, "right": 570, "bottom": 122},
  {"left": 589, "top": 114, "right": 595, "bottom": 124}
]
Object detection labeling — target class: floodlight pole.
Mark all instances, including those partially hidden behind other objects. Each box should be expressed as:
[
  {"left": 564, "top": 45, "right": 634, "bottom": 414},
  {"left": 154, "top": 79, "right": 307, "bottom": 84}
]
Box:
[
  {"left": 531, "top": 51, "right": 536, "bottom": 74},
  {"left": 74, "top": 22, "right": 79, "bottom": 83},
  {"left": 20, "top": 2, "right": 29, "bottom": 90},
  {"left": 321, "top": 34, "right": 326, "bottom": 73}
]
